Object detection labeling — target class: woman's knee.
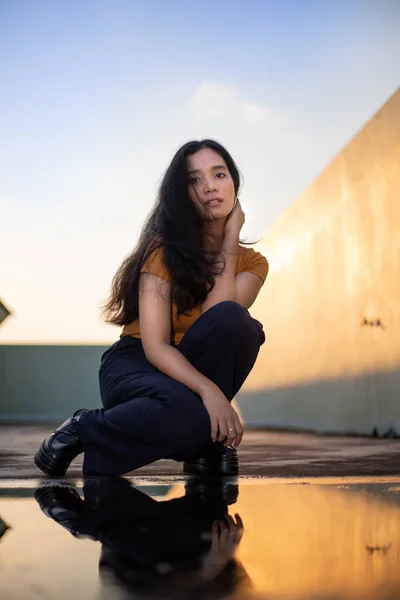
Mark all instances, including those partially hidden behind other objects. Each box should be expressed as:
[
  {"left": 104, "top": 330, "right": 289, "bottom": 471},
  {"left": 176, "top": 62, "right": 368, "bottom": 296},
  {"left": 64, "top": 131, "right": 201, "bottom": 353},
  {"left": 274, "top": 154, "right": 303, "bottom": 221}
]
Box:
[
  {"left": 99, "top": 372, "right": 137, "bottom": 409},
  {"left": 208, "top": 301, "right": 255, "bottom": 337}
]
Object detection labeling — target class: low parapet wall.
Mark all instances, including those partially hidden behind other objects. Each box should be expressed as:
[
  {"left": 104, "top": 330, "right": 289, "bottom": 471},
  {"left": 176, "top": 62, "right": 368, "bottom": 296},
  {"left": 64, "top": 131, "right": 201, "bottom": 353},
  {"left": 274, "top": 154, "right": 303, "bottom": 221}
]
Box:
[{"left": 0, "top": 345, "right": 107, "bottom": 421}]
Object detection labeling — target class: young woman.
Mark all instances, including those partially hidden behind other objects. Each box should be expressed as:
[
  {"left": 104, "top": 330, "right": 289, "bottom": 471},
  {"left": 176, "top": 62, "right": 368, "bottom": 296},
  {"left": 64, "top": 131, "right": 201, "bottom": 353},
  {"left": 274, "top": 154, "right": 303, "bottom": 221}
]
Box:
[{"left": 34, "top": 139, "right": 269, "bottom": 478}]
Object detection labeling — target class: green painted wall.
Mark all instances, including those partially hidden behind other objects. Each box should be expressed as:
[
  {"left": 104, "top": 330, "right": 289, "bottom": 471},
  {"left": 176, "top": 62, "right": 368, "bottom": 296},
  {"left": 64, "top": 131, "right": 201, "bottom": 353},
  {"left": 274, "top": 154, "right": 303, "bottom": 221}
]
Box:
[{"left": 0, "top": 345, "right": 108, "bottom": 421}]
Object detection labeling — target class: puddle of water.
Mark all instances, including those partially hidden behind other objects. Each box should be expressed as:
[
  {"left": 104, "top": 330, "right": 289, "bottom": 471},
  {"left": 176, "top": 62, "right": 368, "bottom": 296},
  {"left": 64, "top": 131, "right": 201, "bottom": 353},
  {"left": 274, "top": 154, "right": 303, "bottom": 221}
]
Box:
[{"left": 1, "top": 478, "right": 400, "bottom": 600}]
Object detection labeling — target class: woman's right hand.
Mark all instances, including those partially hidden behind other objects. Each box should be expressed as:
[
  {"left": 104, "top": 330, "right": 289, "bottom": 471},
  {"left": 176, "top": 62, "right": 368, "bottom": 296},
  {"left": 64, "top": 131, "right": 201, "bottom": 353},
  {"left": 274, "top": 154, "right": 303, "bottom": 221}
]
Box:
[
  {"left": 199, "top": 514, "right": 244, "bottom": 580},
  {"left": 200, "top": 382, "right": 243, "bottom": 447},
  {"left": 224, "top": 198, "right": 245, "bottom": 238}
]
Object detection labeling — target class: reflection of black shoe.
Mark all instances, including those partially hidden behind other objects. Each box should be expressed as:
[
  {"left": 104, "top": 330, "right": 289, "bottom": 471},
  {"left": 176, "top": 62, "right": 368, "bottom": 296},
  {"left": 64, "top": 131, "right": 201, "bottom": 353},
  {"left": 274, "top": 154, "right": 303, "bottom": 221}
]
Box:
[
  {"left": 184, "top": 477, "right": 239, "bottom": 507},
  {"left": 34, "top": 485, "right": 84, "bottom": 536},
  {"left": 34, "top": 409, "right": 89, "bottom": 476},
  {"left": 183, "top": 446, "right": 239, "bottom": 477}
]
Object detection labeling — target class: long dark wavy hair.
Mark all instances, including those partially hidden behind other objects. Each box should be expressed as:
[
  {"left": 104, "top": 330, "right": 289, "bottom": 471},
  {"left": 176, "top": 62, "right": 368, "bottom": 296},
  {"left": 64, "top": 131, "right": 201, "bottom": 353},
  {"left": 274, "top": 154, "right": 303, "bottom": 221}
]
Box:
[{"left": 102, "top": 139, "right": 241, "bottom": 326}]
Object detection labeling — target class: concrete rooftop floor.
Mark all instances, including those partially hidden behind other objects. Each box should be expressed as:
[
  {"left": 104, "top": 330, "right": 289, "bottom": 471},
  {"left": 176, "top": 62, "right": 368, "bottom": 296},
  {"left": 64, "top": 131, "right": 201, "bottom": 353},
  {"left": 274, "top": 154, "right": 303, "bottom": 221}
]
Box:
[
  {"left": 2, "top": 425, "right": 400, "bottom": 600},
  {"left": 1, "top": 424, "right": 400, "bottom": 480}
]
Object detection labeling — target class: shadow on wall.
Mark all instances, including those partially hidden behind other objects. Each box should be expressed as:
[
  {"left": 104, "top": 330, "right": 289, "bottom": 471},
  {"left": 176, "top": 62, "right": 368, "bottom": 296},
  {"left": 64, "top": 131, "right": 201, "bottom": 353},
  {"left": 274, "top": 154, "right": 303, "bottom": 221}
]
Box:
[
  {"left": 237, "top": 365, "right": 400, "bottom": 437},
  {"left": 1, "top": 345, "right": 399, "bottom": 436}
]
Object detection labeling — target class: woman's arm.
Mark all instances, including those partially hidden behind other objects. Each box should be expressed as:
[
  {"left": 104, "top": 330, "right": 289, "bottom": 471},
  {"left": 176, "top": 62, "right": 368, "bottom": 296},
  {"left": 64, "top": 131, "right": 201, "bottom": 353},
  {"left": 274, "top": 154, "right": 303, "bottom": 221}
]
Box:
[
  {"left": 235, "top": 272, "right": 264, "bottom": 309},
  {"left": 139, "top": 272, "right": 214, "bottom": 399},
  {"left": 200, "top": 229, "right": 239, "bottom": 313},
  {"left": 202, "top": 237, "right": 264, "bottom": 310},
  {"left": 201, "top": 200, "right": 264, "bottom": 311},
  {"left": 139, "top": 272, "right": 243, "bottom": 447},
  {"left": 201, "top": 200, "right": 245, "bottom": 313}
]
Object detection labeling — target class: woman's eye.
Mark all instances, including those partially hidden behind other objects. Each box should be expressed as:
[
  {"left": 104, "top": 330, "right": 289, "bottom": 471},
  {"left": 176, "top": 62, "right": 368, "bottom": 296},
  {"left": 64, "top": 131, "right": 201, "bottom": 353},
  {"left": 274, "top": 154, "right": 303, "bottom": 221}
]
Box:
[
  {"left": 216, "top": 172, "right": 226, "bottom": 178},
  {"left": 190, "top": 177, "right": 200, "bottom": 184}
]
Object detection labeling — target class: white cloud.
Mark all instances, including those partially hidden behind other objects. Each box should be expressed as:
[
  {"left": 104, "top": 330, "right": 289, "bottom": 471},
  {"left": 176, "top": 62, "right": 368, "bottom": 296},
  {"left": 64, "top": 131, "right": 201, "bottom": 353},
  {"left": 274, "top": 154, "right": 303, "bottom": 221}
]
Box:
[
  {"left": 189, "top": 82, "right": 274, "bottom": 125},
  {"left": 243, "top": 102, "right": 273, "bottom": 123}
]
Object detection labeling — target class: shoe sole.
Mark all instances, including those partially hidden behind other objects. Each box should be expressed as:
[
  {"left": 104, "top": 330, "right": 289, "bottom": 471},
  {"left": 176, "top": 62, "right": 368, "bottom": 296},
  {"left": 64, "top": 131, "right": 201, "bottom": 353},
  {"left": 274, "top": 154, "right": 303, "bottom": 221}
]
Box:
[
  {"left": 221, "top": 451, "right": 239, "bottom": 476},
  {"left": 34, "top": 444, "right": 68, "bottom": 477},
  {"left": 34, "top": 486, "right": 60, "bottom": 508}
]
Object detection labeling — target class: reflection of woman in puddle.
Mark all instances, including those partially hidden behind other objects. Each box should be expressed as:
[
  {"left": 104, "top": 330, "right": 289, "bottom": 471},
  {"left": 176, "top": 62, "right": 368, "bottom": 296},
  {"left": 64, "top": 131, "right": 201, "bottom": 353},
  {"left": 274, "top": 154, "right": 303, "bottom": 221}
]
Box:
[
  {"left": 34, "top": 140, "right": 268, "bottom": 478},
  {"left": 35, "top": 478, "right": 252, "bottom": 599}
]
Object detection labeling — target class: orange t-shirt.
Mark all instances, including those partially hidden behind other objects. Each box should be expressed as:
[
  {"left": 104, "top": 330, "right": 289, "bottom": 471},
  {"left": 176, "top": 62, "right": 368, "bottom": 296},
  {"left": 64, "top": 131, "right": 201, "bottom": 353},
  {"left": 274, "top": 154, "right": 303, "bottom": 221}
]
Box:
[{"left": 121, "top": 245, "right": 269, "bottom": 345}]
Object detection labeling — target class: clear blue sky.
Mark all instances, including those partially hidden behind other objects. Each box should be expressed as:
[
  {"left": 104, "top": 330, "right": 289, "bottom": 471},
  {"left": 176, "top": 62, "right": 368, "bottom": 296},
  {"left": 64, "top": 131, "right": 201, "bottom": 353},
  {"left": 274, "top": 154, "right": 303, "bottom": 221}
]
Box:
[{"left": 0, "top": 0, "right": 399, "bottom": 342}]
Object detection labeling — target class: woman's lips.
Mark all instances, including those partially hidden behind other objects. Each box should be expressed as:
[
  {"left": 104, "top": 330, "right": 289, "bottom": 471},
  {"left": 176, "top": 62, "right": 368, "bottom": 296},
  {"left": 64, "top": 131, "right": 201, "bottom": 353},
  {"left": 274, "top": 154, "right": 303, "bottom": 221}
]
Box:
[{"left": 205, "top": 198, "right": 223, "bottom": 206}]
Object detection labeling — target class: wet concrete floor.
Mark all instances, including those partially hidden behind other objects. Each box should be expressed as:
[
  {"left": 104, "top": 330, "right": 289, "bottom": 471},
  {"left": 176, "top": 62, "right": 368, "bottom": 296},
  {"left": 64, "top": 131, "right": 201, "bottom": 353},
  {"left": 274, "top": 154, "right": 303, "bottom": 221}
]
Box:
[
  {"left": 1, "top": 427, "right": 400, "bottom": 599},
  {"left": 1, "top": 476, "right": 400, "bottom": 600},
  {"left": 2, "top": 425, "right": 400, "bottom": 478}
]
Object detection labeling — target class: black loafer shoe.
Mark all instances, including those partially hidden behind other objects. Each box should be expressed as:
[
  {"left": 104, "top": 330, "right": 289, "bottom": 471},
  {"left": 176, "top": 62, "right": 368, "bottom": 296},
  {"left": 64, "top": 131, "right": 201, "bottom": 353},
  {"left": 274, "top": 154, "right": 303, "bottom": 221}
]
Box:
[
  {"left": 34, "top": 484, "right": 84, "bottom": 536},
  {"left": 183, "top": 446, "right": 239, "bottom": 477},
  {"left": 34, "top": 409, "right": 89, "bottom": 477}
]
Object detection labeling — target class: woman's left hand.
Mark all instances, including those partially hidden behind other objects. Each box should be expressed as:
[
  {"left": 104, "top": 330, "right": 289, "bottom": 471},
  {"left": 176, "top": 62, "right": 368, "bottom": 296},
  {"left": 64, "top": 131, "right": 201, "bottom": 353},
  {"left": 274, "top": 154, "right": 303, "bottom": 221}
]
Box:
[{"left": 225, "top": 199, "right": 245, "bottom": 237}]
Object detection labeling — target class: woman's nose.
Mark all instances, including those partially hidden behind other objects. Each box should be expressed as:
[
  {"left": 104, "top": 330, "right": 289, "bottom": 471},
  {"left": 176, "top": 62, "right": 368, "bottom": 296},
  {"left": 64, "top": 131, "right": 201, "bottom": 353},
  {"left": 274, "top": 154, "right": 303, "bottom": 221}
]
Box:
[{"left": 204, "top": 178, "right": 217, "bottom": 193}]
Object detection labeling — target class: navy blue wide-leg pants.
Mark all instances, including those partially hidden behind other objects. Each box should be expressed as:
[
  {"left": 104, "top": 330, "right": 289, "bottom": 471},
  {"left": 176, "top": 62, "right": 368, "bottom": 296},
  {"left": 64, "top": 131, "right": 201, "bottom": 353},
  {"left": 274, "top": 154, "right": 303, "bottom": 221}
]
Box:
[{"left": 78, "top": 301, "right": 265, "bottom": 476}]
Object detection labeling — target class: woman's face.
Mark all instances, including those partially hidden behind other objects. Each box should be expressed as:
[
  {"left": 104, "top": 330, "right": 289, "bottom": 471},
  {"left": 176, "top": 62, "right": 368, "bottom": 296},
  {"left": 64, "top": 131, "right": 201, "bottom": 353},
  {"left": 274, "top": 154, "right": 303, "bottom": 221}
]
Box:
[{"left": 187, "top": 148, "right": 236, "bottom": 220}]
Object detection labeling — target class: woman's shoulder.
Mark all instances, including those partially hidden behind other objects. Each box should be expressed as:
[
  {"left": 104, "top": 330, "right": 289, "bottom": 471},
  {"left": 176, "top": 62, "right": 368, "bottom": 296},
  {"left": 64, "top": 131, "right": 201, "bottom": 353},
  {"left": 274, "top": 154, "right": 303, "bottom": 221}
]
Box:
[
  {"left": 237, "top": 244, "right": 267, "bottom": 260},
  {"left": 237, "top": 245, "right": 269, "bottom": 281},
  {"left": 141, "top": 240, "right": 171, "bottom": 282}
]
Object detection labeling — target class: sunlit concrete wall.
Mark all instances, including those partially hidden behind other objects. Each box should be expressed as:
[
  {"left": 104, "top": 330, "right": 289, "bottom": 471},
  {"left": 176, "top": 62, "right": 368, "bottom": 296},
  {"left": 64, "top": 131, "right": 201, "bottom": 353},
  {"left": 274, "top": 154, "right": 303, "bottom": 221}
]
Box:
[{"left": 238, "top": 88, "right": 400, "bottom": 435}]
